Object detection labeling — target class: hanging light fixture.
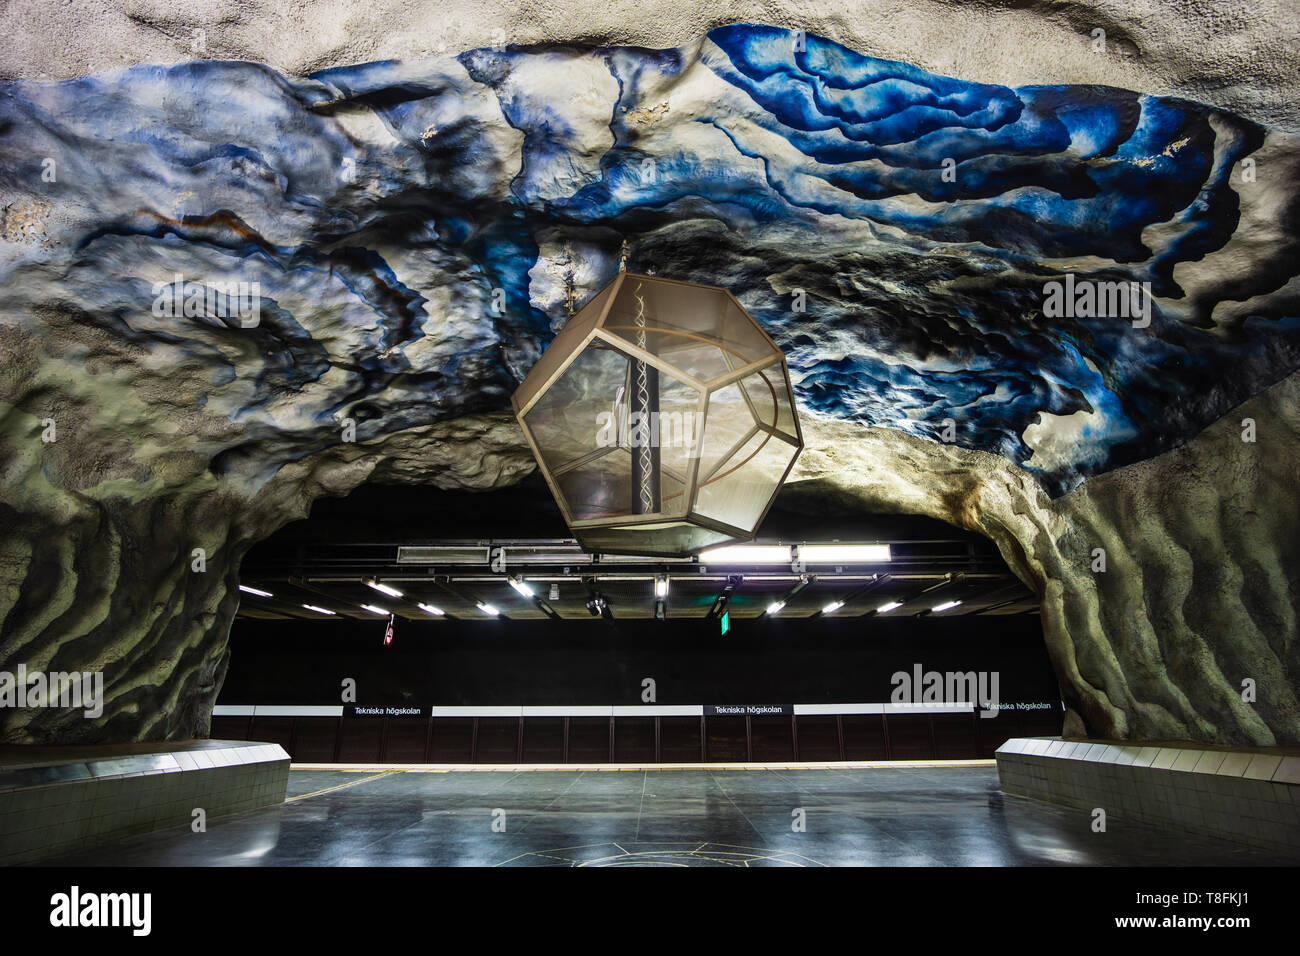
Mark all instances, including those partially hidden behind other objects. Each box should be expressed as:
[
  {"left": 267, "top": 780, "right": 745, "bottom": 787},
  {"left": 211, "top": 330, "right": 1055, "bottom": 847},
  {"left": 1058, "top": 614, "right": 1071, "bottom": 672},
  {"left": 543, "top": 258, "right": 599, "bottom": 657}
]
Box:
[{"left": 511, "top": 272, "right": 803, "bottom": 556}]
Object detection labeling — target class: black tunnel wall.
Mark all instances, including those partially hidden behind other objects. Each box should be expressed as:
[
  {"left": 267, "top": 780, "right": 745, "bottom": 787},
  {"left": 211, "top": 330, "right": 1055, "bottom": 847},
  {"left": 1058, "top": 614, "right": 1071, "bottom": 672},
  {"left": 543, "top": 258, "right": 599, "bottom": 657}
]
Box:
[
  {"left": 219, "top": 615, "right": 1058, "bottom": 707},
  {"left": 214, "top": 615, "right": 1062, "bottom": 763}
]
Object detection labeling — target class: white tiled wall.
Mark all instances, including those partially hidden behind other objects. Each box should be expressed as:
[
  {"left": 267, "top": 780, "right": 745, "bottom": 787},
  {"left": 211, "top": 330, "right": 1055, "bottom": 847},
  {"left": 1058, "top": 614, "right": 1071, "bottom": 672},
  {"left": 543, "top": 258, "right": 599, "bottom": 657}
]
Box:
[
  {"left": 996, "top": 737, "right": 1300, "bottom": 851},
  {"left": 0, "top": 742, "right": 290, "bottom": 864}
]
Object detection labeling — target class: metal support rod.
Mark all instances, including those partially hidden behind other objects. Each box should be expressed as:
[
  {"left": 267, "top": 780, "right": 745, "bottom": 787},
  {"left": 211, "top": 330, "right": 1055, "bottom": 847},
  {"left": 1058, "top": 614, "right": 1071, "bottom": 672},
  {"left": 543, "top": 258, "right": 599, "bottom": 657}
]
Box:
[
  {"left": 630, "top": 367, "right": 660, "bottom": 512},
  {"left": 630, "top": 281, "right": 660, "bottom": 514}
]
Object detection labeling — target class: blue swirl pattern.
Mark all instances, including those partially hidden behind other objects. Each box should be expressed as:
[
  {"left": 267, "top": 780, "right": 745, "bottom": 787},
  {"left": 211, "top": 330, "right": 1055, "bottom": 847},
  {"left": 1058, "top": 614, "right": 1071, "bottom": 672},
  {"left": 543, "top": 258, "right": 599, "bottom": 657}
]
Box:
[{"left": 1, "top": 24, "right": 1297, "bottom": 496}]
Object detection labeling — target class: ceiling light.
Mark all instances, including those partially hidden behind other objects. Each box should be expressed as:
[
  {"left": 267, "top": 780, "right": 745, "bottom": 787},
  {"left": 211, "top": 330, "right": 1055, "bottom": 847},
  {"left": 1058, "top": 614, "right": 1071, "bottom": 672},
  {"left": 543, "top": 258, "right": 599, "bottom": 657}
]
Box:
[
  {"left": 798, "top": 544, "right": 891, "bottom": 563},
  {"left": 512, "top": 273, "right": 803, "bottom": 557},
  {"left": 699, "top": 545, "right": 792, "bottom": 564},
  {"left": 360, "top": 604, "right": 390, "bottom": 615},
  {"left": 366, "top": 580, "right": 404, "bottom": 598},
  {"left": 822, "top": 600, "right": 844, "bottom": 614},
  {"left": 238, "top": 585, "right": 273, "bottom": 598},
  {"left": 655, "top": 577, "right": 669, "bottom": 598},
  {"left": 301, "top": 604, "right": 336, "bottom": 615},
  {"left": 876, "top": 601, "right": 902, "bottom": 613},
  {"left": 932, "top": 600, "right": 962, "bottom": 612},
  {"left": 417, "top": 603, "right": 445, "bottom": 616},
  {"left": 508, "top": 578, "right": 534, "bottom": 598},
  {"left": 477, "top": 602, "right": 500, "bottom": 617},
  {"left": 766, "top": 601, "right": 786, "bottom": 615}
]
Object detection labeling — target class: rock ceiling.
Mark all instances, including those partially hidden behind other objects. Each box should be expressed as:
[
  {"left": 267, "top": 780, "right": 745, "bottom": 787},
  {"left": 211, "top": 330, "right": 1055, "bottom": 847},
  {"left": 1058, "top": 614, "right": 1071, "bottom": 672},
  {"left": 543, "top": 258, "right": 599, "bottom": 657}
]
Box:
[
  {"left": 3, "top": 24, "right": 1297, "bottom": 497},
  {"left": 1, "top": 19, "right": 1297, "bottom": 746}
]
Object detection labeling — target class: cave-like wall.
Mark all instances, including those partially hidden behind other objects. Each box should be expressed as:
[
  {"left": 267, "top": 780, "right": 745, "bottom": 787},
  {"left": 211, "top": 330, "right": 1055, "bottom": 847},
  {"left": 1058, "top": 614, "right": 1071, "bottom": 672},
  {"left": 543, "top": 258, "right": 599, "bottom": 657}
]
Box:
[
  {"left": 797, "top": 373, "right": 1300, "bottom": 746},
  {"left": 1, "top": 19, "right": 1297, "bottom": 744}
]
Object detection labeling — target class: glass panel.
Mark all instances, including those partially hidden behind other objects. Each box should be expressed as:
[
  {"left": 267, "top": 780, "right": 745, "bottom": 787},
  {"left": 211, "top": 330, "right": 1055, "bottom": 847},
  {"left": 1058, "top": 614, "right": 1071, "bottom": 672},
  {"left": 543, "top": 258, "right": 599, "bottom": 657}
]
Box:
[
  {"left": 697, "top": 382, "right": 759, "bottom": 483},
  {"left": 772, "top": 364, "right": 799, "bottom": 441},
  {"left": 556, "top": 446, "right": 632, "bottom": 521},
  {"left": 717, "top": 294, "right": 777, "bottom": 365},
  {"left": 692, "top": 429, "right": 799, "bottom": 533},
  {"left": 575, "top": 522, "right": 738, "bottom": 557},
  {"left": 735, "top": 362, "right": 798, "bottom": 442},
  {"left": 654, "top": 373, "right": 703, "bottom": 498},
  {"left": 611, "top": 465, "right": 686, "bottom": 520},
  {"left": 514, "top": 273, "right": 800, "bottom": 557},
  {"left": 601, "top": 276, "right": 775, "bottom": 381},
  {"left": 661, "top": 341, "right": 731, "bottom": 383},
  {"left": 615, "top": 362, "right": 698, "bottom": 520},
  {"left": 513, "top": 280, "right": 613, "bottom": 413},
  {"left": 525, "top": 334, "right": 700, "bottom": 522},
  {"left": 575, "top": 279, "right": 616, "bottom": 325},
  {"left": 522, "top": 341, "right": 629, "bottom": 476}
]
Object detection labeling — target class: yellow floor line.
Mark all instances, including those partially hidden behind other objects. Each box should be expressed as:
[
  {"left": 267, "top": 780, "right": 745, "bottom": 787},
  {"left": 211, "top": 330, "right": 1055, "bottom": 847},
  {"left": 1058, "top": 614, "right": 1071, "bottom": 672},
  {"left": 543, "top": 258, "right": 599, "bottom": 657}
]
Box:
[
  {"left": 285, "top": 769, "right": 399, "bottom": 801},
  {"left": 288, "top": 760, "right": 997, "bottom": 773}
]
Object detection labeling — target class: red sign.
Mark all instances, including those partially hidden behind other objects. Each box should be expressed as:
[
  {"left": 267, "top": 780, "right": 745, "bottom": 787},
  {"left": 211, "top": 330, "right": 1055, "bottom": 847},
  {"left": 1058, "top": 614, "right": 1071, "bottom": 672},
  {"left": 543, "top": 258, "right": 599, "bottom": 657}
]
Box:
[{"left": 383, "top": 614, "right": 394, "bottom": 645}]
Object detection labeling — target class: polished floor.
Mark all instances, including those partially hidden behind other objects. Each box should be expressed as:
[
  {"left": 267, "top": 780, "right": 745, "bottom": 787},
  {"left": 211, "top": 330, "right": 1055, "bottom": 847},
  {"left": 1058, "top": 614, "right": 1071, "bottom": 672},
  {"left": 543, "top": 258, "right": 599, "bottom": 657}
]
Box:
[{"left": 40, "top": 766, "right": 1298, "bottom": 866}]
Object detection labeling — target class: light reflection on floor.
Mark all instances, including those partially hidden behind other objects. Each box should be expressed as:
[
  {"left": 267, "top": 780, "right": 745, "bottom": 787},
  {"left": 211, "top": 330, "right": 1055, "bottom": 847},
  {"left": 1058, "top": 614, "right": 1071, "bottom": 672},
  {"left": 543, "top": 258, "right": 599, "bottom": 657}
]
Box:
[{"left": 40, "top": 767, "right": 1299, "bottom": 867}]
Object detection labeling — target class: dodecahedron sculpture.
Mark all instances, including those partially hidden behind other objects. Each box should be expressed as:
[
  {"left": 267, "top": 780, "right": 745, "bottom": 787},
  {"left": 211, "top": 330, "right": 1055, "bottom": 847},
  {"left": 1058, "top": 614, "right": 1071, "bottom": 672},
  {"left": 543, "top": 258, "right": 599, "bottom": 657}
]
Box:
[{"left": 512, "top": 272, "right": 803, "bottom": 556}]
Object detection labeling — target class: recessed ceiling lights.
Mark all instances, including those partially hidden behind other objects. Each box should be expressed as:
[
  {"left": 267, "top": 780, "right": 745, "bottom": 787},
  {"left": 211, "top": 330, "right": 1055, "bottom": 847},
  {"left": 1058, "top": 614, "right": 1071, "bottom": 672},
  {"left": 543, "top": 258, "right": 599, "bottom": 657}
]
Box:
[
  {"left": 417, "top": 603, "right": 445, "bottom": 616},
  {"left": 238, "top": 585, "right": 273, "bottom": 598},
  {"left": 508, "top": 578, "right": 534, "bottom": 598},
  {"left": 766, "top": 601, "right": 786, "bottom": 615},
  {"left": 366, "top": 580, "right": 404, "bottom": 598},
  {"left": 476, "top": 602, "right": 500, "bottom": 617},
  {"left": 360, "top": 604, "right": 389, "bottom": 615},
  {"left": 301, "top": 604, "right": 336, "bottom": 615},
  {"left": 932, "top": 600, "right": 962, "bottom": 612},
  {"left": 822, "top": 600, "right": 844, "bottom": 614},
  {"left": 876, "top": 601, "right": 903, "bottom": 613}
]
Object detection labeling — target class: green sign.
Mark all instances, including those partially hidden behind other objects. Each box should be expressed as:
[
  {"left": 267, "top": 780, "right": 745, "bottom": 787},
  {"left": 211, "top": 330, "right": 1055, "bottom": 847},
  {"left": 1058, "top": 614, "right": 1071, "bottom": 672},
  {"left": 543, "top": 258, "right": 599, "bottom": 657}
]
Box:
[{"left": 720, "top": 610, "right": 730, "bottom": 635}]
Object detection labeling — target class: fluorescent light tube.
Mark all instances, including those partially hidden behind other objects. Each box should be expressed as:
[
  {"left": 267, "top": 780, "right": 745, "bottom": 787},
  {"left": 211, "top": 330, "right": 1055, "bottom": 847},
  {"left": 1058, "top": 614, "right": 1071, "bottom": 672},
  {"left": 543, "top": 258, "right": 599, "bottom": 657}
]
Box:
[
  {"left": 699, "top": 545, "right": 792, "bottom": 564},
  {"left": 798, "top": 544, "right": 891, "bottom": 564}
]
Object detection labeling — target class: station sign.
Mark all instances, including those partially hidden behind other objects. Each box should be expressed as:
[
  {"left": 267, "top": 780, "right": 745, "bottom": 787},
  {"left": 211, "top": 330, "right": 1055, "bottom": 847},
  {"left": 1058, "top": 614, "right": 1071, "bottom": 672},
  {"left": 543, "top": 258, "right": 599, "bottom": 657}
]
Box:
[{"left": 344, "top": 705, "right": 429, "bottom": 718}]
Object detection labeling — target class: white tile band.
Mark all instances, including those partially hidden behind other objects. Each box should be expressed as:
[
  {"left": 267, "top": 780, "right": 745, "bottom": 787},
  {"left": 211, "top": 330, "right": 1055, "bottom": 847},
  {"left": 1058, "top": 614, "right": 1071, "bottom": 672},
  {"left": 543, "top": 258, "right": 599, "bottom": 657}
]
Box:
[{"left": 214, "top": 703, "right": 976, "bottom": 718}]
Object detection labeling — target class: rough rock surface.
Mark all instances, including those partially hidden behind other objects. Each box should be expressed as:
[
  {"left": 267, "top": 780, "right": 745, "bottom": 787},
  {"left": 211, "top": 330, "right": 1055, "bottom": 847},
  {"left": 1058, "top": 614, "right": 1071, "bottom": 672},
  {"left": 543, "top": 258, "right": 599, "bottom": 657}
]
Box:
[
  {"left": 3, "top": 1, "right": 1299, "bottom": 133},
  {"left": 795, "top": 374, "right": 1300, "bottom": 746},
  {"left": 0, "top": 19, "right": 1297, "bottom": 744},
  {"left": 0, "top": 411, "right": 532, "bottom": 743}
]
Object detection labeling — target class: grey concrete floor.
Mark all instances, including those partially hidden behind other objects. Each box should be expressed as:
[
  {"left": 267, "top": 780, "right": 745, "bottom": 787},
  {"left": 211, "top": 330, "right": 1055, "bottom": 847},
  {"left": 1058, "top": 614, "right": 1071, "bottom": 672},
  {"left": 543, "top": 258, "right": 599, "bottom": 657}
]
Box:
[{"left": 38, "top": 766, "right": 1300, "bottom": 866}]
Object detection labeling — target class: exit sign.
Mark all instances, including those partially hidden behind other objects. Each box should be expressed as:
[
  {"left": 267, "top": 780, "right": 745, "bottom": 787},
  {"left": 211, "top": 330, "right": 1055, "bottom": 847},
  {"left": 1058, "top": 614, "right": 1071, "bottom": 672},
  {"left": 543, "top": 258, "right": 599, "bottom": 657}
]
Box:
[{"left": 720, "top": 610, "right": 730, "bottom": 635}]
